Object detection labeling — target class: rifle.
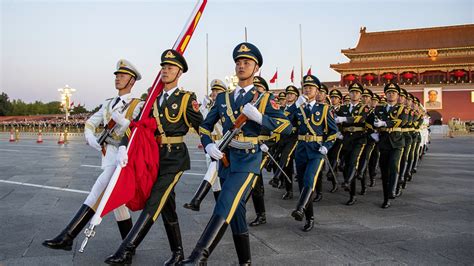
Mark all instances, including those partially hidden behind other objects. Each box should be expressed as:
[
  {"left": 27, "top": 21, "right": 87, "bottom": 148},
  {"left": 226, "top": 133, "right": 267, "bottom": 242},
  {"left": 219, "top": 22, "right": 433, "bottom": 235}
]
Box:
[
  {"left": 217, "top": 92, "right": 265, "bottom": 167},
  {"left": 97, "top": 101, "right": 132, "bottom": 155}
]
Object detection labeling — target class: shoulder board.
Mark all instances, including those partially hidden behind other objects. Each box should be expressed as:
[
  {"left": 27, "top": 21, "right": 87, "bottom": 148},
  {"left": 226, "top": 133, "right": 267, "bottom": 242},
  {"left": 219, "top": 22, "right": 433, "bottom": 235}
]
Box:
[{"left": 105, "top": 97, "right": 114, "bottom": 101}]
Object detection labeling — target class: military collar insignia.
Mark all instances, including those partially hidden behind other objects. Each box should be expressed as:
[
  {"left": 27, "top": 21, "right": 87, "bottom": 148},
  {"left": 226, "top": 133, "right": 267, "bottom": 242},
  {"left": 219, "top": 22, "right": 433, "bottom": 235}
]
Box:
[
  {"left": 165, "top": 51, "right": 176, "bottom": 59},
  {"left": 238, "top": 44, "right": 251, "bottom": 52}
]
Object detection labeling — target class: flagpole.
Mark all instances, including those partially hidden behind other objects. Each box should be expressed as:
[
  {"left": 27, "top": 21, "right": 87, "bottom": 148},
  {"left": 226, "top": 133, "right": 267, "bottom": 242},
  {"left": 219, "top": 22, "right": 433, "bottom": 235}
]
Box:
[
  {"left": 206, "top": 33, "right": 209, "bottom": 97},
  {"left": 299, "top": 24, "right": 304, "bottom": 85},
  {"left": 245, "top": 27, "right": 248, "bottom": 41},
  {"left": 276, "top": 67, "right": 279, "bottom": 89}
]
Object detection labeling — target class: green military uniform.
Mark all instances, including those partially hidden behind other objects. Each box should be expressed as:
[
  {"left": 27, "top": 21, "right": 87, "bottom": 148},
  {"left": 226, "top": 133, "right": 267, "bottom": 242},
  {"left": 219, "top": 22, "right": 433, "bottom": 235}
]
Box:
[
  {"left": 367, "top": 82, "right": 408, "bottom": 208},
  {"left": 335, "top": 82, "right": 371, "bottom": 205},
  {"left": 105, "top": 49, "right": 203, "bottom": 265}
]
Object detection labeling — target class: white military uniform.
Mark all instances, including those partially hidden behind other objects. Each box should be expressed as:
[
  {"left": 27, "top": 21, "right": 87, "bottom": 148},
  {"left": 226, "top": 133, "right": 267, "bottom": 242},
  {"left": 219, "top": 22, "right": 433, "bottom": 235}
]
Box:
[{"left": 82, "top": 58, "right": 145, "bottom": 221}]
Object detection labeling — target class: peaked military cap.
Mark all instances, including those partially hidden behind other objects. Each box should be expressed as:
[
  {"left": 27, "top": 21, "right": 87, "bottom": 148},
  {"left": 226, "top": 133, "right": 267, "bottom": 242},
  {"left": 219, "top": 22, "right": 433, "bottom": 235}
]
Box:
[
  {"left": 372, "top": 93, "right": 381, "bottom": 101},
  {"left": 319, "top": 83, "right": 329, "bottom": 94},
  {"left": 400, "top": 88, "right": 408, "bottom": 97},
  {"left": 210, "top": 79, "right": 227, "bottom": 92},
  {"left": 362, "top": 88, "right": 373, "bottom": 97},
  {"left": 160, "top": 49, "right": 188, "bottom": 73},
  {"left": 278, "top": 92, "right": 286, "bottom": 100},
  {"left": 285, "top": 85, "right": 300, "bottom": 96},
  {"left": 114, "top": 59, "right": 141, "bottom": 80},
  {"left": 384, "top": 82, "right": 401, "bottom": 94},
  {"left": 233, "top": 42, "right": 263, "bottom": 67},
  {"left": 380, "top": 95, "right": 387, "bottom": 104},
  {"left": 302, "top": 74, "right": 321, "bottom": 88},
  {"left": 348, "top": 82, "right": 363, "bottom": 93},
  {"left": 407, "top": 93, "right": 414, "bottom": 101},
  {"left": 413, "top": 96, "right": 420, "bottom": 104},
  {"left": 343, "top": 94, "right": 351, "bottom": 102},
  {"left": 329, "top": 89, "right": 343, "bottom": 99},
  {"left": 253, "top": 76, "right": 269, "bottom": 91}
]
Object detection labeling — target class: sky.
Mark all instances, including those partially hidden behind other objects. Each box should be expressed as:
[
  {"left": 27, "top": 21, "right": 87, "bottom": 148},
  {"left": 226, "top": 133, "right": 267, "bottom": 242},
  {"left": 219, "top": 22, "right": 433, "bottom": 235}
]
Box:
[{"left": 1, "top": 0, "right": 473, "bottom": 109}]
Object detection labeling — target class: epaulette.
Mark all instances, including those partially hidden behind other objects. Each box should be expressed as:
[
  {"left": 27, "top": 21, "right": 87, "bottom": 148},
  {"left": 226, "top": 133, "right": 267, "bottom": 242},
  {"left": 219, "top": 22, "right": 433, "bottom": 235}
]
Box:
[{"left": 105, "top": 97, "right": 114, "bottom": 101}]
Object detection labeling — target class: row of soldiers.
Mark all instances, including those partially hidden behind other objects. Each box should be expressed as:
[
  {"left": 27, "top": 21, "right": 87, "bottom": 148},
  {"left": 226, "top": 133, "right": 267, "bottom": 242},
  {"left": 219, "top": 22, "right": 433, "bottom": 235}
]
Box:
[
  {"left": 41, "top": 42, "right": 430, "bottom": 266},
  {"left": 1, "top": 115, "right": 90, "bottom": 132}
]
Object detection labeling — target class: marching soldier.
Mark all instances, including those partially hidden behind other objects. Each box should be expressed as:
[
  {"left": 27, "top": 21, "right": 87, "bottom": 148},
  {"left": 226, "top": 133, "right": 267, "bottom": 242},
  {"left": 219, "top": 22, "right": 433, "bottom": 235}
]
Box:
[
  {"left": 394, "top": 88, "right": 412, "bottom": 196},
  {"left": 278, "top": 85, "right": 300, "bottom": 200},
  {"left": 286, "top": 75, "right": 338, "bottom": 232},
  {"left": 356, "top": 88, "right": 377, "bottom": 195},
  {"left": 181, "top": 42, "right": 291, "bottom": 265},
  {"left": 105, "top": 50, "right": 203, "bottom": 265},
  {"left": 313, "top": 83, "right": 330, "bottom": 202},
  {"left": 248, "top": 76, "right": 274, "bottom": 227},
  {"left": 326, "top": 88, "right": 344, "bottom": 193},
  {"left": 368, "top": 82, "right": 408, "bottom": 208},
  {"left": 183, "top": 79, "right": 227, "bottom": 212},
  {"left": 343, "top": 94, "right": 351, "bottom": 105},
  {"left": 367, "top": 93, "right": 381, "bottom": 187},
  {"left": 278, "top": 91, "right": 287, "bottom": 107},
  {"left": 42, "top": 59, "right": 144, "bottom": 251},
  {"left": 407, "top": 96, "right": 424, "bottom": 181},
  {"left": 335, "top": 83, "right": 370, "bottom": 206}
]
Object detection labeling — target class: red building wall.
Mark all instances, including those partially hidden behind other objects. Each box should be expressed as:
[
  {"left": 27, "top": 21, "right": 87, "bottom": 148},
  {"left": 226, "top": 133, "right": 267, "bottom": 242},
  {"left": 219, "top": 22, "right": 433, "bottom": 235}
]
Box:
[{"left": 423, "top": 90, "right": 474, "bottom": 123}]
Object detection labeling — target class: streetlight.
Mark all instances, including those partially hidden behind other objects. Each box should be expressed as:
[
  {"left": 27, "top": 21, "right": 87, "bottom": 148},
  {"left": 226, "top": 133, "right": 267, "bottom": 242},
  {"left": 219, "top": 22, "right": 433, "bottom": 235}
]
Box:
[{"left": 58, "top": 85, "right": 76, "bottom": 121}]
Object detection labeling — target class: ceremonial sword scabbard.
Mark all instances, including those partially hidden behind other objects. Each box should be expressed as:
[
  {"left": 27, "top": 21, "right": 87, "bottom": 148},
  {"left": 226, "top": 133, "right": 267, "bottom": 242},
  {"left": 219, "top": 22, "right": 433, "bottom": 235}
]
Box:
[{"left": 78, "top": 224, "right": 96, "bottom": 253}]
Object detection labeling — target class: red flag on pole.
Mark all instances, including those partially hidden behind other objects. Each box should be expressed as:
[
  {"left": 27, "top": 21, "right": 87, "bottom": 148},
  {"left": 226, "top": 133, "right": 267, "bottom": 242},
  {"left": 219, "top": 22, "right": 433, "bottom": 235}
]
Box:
[
  {"left": 290, "top": 68, "right": 294, "bottom": 83},
  {"left": 307, "top": 66, "right": 312, "bottom": 76},
  {"left": 269, "top": 70, "right": 278, "bottom": 83},
  {"left": 94, "top": 0, "right": 208, "bottom": 220}
]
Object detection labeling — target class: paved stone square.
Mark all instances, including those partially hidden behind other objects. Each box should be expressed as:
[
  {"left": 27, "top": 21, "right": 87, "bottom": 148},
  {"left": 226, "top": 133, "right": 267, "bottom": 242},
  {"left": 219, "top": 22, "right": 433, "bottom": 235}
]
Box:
[{"left": 0, "top": 133, "right": 473, "bottom": 265}]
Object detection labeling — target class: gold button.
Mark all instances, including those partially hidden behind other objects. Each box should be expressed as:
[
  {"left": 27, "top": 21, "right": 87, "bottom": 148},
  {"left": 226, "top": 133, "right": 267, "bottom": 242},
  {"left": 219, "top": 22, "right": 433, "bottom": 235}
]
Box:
[
  {"left": 234, "top": 111, "right": 238, "bottom": 114},
  {"left": 159, "top": 114, "right": 163, "bottom": 117},
  {"left": 251, "top": 149, "right": 255, "bottom": 153}
]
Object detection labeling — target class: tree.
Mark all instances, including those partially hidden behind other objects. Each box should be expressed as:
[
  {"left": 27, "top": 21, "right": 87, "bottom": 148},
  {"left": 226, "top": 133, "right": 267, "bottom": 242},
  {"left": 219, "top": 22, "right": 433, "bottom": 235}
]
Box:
[
  {"left": 0, "top": 92, "right": 13, "bottom": 115},
  {"left": 71, "top": 104, "right": 88, "bottom": 114}
]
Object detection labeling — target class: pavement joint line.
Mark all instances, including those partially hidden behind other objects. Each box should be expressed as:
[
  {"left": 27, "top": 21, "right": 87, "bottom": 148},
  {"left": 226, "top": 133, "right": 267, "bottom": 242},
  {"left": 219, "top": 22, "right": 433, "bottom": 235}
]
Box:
[
  {"left": 424, "top": 153, "right": 473, "bottom": 158},
  {"left": 0, "top": 179, "right": 90, "bottom": 194},
  {"left": 0, "top": 148, "right": 21, "bottom": 152}
]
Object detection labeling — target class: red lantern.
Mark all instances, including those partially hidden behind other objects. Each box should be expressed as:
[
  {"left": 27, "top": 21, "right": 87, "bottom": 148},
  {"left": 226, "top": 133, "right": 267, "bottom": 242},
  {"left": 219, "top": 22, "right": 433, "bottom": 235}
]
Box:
[
  {"left": 365, "top": 74, "right": 374, "bottom": 81},
  {"left": 344, "top": 74, "right": 355, "bottom": 81},
  {"left": 403, "top": 72, "right": 414, "bottom": 79},
  {"left": 383, "top": 73, "right": 394, "bottom": 80},
  {"left": 453, "top": 70, "right": 465, "bottom": 78}
]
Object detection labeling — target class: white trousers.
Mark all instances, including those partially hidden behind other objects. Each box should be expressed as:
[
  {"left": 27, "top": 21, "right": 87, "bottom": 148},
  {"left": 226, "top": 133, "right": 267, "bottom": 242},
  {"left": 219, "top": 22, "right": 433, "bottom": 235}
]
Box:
[{"left": 84, "top": 166, "right": 131, "bottom": 221}]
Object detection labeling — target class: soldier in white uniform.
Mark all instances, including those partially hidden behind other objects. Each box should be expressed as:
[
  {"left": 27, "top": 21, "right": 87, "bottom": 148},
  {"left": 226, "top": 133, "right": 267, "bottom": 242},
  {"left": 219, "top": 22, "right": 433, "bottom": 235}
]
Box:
[{"left": 42, "top": 59, "right": 144, "bottom": 251}]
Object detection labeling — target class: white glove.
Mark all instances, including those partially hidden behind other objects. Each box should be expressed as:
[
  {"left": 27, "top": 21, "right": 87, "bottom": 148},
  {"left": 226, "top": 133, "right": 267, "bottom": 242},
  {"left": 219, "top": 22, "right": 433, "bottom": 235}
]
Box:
[
  {"left": 242, "top": 103, "right": 263, "bottom": 125},
  {"left": 370, "top": 133, "right": 380, "bottom": 142},
  {"left": 295, "top": 95, "right": 307, "bottom": 108},
  {"left": 112, "top": 111, "right": 130, "bottom": 128},
  {"left": 202, "top": 95, "right": 210, "bottom": 106},
  {"left": 260, "top": 143, "right": 269, "bottom": 153},
  {"left": 319, "top": 146, "right": 328, "bottom": 155},
  {"left": 335, "top": 116, "right": 347, "bottom": 124},
  {"left": 205, "top": 143, "right": 223, "bottom": 160},
  {"left": 336, "top": 132, "right": 344, "bottom": 140},
  {"left": 374, "top": 120, "right": 387, "bottom": 128},
  {"left": 116, "top": 146, "right": 128, "bottom": 167},
  {"left": 85, "top": 130, "right": 102, "bottom": 151}
]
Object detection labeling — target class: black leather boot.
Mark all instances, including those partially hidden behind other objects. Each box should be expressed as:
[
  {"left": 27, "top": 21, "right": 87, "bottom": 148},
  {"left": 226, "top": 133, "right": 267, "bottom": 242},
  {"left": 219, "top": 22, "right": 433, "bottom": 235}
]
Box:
[
  {"left": 183, "top": 180, "right": 212, "bottom": 212},
  {"left": 302, "top": 217, "right": 314, "bottom": 232},
  {"left": 164, "top": 222, "right": 184, "bottom": 266},
  {"left": 291, "top": 187, "right": 313, "bottom": 221},
  {"left": 180, "top": 215, "right": 228, "bottom": 265},
  {"left": 359, "top": 178, "right": 367, "bottom": 195},
  {"left": 312, "top": 193, "right": 322, "bottom": 202},
  {"left": 104, "top": 212, "right": 154, "bottom": 265},
  {"left": 232, "top": 232, "right": 251, "bottom": 266},
  {"left": 213, "top": 191, "right": 220, "bottom": 201},
  {"left": 346, "top": 196, "right": 357, "bottom": 206},
  {"left": 368, "top": 177, "right": 376, "bottom": 187},
  {"left": 117, "top": 218, "right": 133, "bottom": 240},
  {"left": 249, "top": 213, "right": 266, "bottom": 227},
  {"left": 42, "top": 204, "right": 95, "bottom": 251}
]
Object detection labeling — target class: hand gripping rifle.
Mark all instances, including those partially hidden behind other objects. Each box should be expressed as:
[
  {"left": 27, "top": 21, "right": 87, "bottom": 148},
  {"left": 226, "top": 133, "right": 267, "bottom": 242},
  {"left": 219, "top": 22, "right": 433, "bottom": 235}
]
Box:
[
  {"left": 217, "top": 92, "right": 265, "bottom": 167},
  {"left": 96, "top": 101, "right": 132, "bottom": 155}
]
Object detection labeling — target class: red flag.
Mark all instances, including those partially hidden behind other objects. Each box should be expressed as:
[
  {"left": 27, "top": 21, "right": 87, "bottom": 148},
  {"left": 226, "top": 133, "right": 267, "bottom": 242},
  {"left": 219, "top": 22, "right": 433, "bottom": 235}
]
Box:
[
  {"left": 290, "top": 68, "right": 294, "bottom": 83},
  {"left": 97, "top": 0, "right": 208, "bottom": 219},
  {"left": 269, "top": 70, "right": 278, "bottom": 83},
  {"left": 307, "top": 67, "right": 312, "bottom": 76},
  {"left": 70, "top": 101, "right": 74, "bottom": 107}
]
